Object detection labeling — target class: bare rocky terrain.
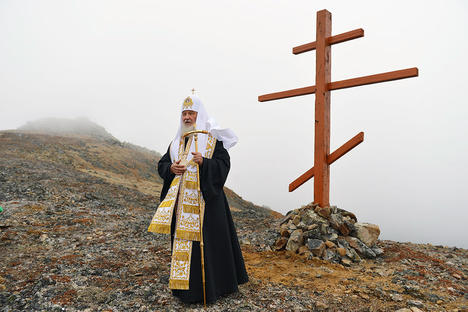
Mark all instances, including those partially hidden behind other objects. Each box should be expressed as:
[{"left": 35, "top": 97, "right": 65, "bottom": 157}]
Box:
[{"left": 0, "top": 125, "right": 467, "bottom": 311}]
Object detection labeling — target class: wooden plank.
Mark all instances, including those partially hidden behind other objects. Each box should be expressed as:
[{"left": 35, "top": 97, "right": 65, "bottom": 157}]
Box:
[
  {"left": 327, "top": 132, "right": 364, "bottom": 164},
  {"left": 258, "top": 67, "right": 418, "bottom": 103},
  {"left": 329, "top": 67, "right": 418, "bottom": 91},
  {"left": 289, "top": 132, "right": 364, "bottom": 192},
  {"left": 292, "top": 28, "right": 364, "bottom": 55},
  {"left": 292, "top": 42, "right": 317, "bottom": 55},
  {"left": 313, "top": 9, "right": 332, "bottom": 207},
  {"left": 258, "top": 86, "right": 316, "bottom": 102},
  {"left": 289, "top": 167, "right": 314, "bottom": 192}
]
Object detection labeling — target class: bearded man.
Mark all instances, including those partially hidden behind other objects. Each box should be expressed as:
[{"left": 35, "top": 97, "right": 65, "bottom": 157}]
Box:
[{"left": 148, "top": 95, "right": 248, "bottom": 304}]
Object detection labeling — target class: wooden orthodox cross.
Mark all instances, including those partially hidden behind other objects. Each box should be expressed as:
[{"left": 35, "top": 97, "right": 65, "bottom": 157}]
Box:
[{"left": 258, "top": 9, "right": 418, "bottom": 208}]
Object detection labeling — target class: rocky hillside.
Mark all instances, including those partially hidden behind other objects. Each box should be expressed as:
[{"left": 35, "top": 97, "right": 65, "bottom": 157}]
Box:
[{"left": 0, "top": 126, "right": 467, "bottom": 311}]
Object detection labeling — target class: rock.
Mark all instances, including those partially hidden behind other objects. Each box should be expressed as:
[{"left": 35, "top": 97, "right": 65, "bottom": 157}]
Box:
[
  {"left": 292, "top": 215, "right": 301, "bottom": 226},
  {"left": 323, "top": 249, "right": 339, "bottom": 263},
  {"left": 307, "top": 224, "right": 318, "bottom": 231},
  {"left": 402, "top": 285, "right": 425, "bottom": 299},
  {"left": 279, "top": 214, "right": 293, "bottom": 225},
  {"left": 307, "top": 239, "right": 325, "bottom": 257},
  {"left": 354, "top": 222, "right": 380, "bottom": 247},
  {"left": 315, "top": 206, "right": 331, "bottom": 219},
  {"left": 390, "top": 293, "right": 403, "bottom": 302},
  {"left": 329, "top": 213, "right": 350, "bottom": 236},
  {"left": 395, "top": 309, "right": 412, "bottom": 312},
  {"left": 274, "top": 237, "right": 288, "bottom": 250},
  {"left": 336, "top": 247, "right": 346, "bottom": 257},
  {"left": 341, "top": 258, "right": 352, "bottom": 267},
  {"left": 315, "top": 301, "right": 328, "bottom": 309},
  {"left": 280, "top": 228, "right": 290, "bottom": 238},
  {"left": 407, "top": 300, "right": 424, "bottom": 308},
  {"left": 287, "top": 220, "right": 297, "bottom": 230},
  {"left": 298, "top": 245, "right": 309, "bottom": 255},
  {"left": 39, "top": 234, "right": 48, "bottom": 242},
  {"left": 325, "top": 240, "right": 336, "bottom": 248},
  {"left": 320, "top": 223, "right": 329, "bottom": 235},
  {"left": 410, "top": 307, "right": 424, "bottom": 312},
  {"left": 303, "top": 228, "right": 322, "bottom": 240},
  {"left": 372, "top": 247, "right": 384, "bottom": 256},
  {"left": 344, "top": 236, "right": 376, "bottom": 259},
  {"left": 285, "top": 229, "right": 303, "bottom": 253},
  {"left": 339, "top": 210, "right": 357, "bottom": 222},
  {"left": 324, "top": 233, "right": 338, "bottom": 242},
  {"left": 302, "top": 209, "right": 328, "bottom": 226}
]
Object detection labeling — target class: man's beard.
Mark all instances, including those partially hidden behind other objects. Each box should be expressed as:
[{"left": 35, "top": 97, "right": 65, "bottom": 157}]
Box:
[{"left": 181, "top": 123, "right": 195, "bottom": 136}]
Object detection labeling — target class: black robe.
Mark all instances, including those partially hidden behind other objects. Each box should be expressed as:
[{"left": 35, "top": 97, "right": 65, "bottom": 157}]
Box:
[{"left": 158, "top": 140, "right": 249, "bottom": 304}]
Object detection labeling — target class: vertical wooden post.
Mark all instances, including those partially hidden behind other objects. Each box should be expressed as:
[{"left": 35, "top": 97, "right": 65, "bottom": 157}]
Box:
[{"left": 314, "top": 10, "right": 331, "bottom": 207}]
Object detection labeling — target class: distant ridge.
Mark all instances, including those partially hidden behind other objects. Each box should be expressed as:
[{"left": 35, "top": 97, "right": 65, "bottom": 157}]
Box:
[{"left": 18, "top": 117, "right": 116, "bottom": 141}]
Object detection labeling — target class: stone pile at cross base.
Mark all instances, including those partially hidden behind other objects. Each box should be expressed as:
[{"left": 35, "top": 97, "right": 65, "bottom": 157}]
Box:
[{"left": 274, "top": 203, "right": 382, "bottom": 266}]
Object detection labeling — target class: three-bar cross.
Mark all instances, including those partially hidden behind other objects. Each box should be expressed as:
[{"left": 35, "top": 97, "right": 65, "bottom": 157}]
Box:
[{"left": 258, "top": 9, "right": 418, "bottom": 208}]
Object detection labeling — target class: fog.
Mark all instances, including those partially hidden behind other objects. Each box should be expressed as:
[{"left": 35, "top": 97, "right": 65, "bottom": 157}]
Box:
[{"left": 1, "top": 0, "right": 467, "bottom": 248}]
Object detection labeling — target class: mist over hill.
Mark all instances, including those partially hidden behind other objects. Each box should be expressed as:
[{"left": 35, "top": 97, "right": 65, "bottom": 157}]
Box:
[{"left": 18, "top": 117, "right": 117, "bottom": 141}]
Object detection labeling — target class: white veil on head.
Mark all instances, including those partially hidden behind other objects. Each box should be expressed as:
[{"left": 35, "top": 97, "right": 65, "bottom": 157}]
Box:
[{"left": 169, "top": 95, "right": 238, "bottom": 162}]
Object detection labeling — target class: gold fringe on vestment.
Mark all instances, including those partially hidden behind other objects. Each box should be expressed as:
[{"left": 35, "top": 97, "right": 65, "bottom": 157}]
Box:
[
  {"left": 175, "top": 229, "right": 200, "bottom": 242},
  {"left": 169, "top": 279, "right": 189, "bottom": 290},
  {"left": 147, "top": 223, "right": 170, "bottom": 234}
]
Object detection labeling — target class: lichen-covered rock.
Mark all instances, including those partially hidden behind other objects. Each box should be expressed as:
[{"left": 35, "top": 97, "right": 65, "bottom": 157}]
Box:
[
  {"left": 329, "top": 213, "right": 350, "bottom": 236},
  {"left": 302, "top": 210, "right": 328, "bottom": 226}
]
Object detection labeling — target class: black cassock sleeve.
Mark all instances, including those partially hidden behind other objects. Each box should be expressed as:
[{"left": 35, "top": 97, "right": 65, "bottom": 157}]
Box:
[
  {"left": 199, "top": 140, "right": 230, "bottom": 202},
  {"left": 157, "top": 145, "right": 175, "bottom": 202}
]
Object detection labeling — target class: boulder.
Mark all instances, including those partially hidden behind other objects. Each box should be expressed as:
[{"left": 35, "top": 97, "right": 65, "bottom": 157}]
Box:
[
  {"left": 292, "top": 215, "right": 301, "bottom": 226},
  {"left": 336, "top": 247, "right": 347, "bottom": 257},
  {"left": 286, "top": 229, "right": 303, "bottom": 253},
  {"left": 329, "top": 213, "right": 350, "bottom": 236},
  {"left": 303, "top": 227, "right": 322, "bottom": 240},
  {"left": 323, "top": 249, "right": 339, "bottom": 263},
  {"left": 344, "top": 236, "right": 376, "bottom": 259},
  {"left": 302, "top": 209, "right": 328, "bottom": 226},
  {"left": 280, "top": 228, "right": 290, "bottom": 238},
  {"left": 315, "top": 205, "right": 331, "bottom": 219},
  {"left": 354, "top": 222, "right": 380, "bottom": 247},
  {"left": 306, "top": 238, "right": 325, "bottom": 257},
  {"left": 274, "top": 237, "right": 288, "bottom": 251}
]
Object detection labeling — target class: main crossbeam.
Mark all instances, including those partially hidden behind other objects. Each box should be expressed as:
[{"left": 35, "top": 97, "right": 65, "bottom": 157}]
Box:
[{"left": 258, "top": 67, "right": 418, "bottom": 102}]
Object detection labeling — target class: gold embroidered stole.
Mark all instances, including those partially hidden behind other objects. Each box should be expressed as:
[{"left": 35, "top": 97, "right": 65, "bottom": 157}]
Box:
[{"left": 148, "top": 133, "right": 217, "bottom": 290}]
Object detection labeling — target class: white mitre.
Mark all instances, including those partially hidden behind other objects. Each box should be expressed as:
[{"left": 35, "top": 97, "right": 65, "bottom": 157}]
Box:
[{"left": 169, "top": 95, "right": 238, "bottom": 162}]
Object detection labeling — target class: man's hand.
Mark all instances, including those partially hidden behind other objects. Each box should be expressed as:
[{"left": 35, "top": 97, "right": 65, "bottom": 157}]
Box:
[
  {"left": 191, "top": 152, "right": 203, "bottom": 166},
  {"left": 170, "top": 160, "right": 187, "bottom": 175}
]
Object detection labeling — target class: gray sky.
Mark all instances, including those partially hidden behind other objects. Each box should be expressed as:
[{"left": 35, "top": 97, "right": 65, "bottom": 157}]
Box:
[{"left": 1, "top": 0, "right": 467, "bottom": 248}]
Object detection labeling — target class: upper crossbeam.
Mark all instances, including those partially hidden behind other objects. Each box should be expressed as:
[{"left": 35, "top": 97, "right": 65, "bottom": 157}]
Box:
[{"left": 293, "top": 28, "right": 364, "bottom": 55}]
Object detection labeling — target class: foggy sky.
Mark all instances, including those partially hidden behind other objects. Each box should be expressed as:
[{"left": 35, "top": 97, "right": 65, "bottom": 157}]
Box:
[{"left": 1, "top": 0, "right": 467, "bottom": 248}]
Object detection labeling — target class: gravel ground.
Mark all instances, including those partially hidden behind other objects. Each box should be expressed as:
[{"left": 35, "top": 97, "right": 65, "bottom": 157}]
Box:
[{"left": 1, "top": 131, "right": 467, "bottom": 311}]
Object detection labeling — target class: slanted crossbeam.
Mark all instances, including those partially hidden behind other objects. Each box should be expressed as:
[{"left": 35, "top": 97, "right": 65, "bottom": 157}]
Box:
[
  {"left": 289, "top": 132, "right": 364, "bottom": 192},
  {"left": 258, "top": 9, "right": 418, "bottom": 207}
]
